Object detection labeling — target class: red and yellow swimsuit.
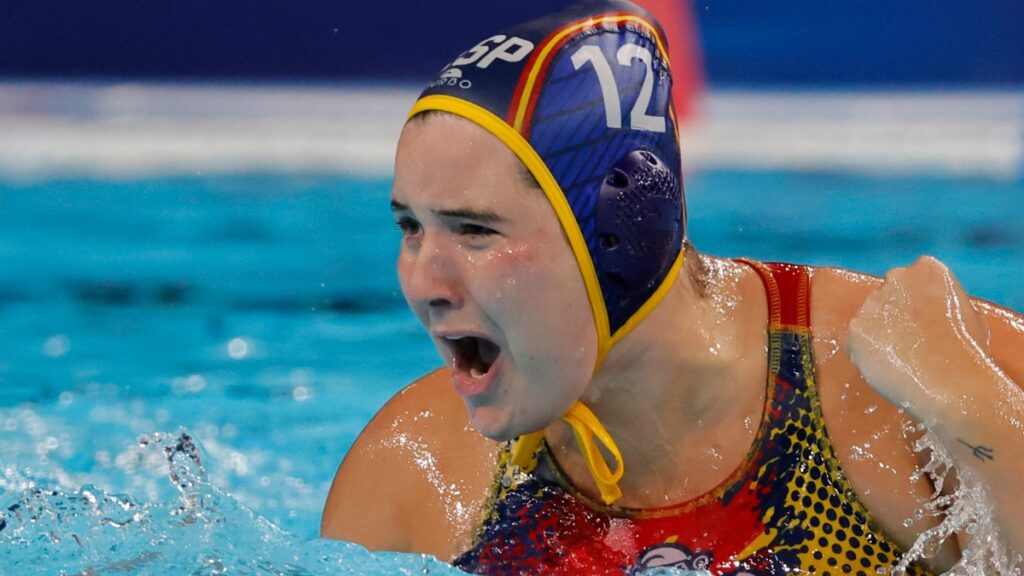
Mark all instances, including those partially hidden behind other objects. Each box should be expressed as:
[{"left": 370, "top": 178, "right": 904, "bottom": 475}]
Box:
[{"left": 453, "top": 261, "right": 933, "bottom": 576}]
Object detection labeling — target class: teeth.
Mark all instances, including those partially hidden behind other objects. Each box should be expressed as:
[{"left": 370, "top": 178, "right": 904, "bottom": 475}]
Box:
[{"left": 470, "top": 367, "right": 486, "bottom": 379}]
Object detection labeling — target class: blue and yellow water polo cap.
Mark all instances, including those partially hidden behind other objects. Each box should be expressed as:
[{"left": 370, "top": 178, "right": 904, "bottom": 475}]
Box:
[{"left": 410, "top": 0, "right": 685, "bottom": 373}]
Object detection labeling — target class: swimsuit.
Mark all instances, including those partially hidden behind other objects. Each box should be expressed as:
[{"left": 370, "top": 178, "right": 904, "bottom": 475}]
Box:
[{"left": 453, "top": 261, "right": 934, "bottom": 576}]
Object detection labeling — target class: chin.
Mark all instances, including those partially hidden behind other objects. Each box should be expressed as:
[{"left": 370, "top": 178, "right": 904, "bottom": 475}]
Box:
[
  {"left": 467, "top": 407, "right": 517, "bottom": 442},
  {"left": 467, "top": 403, "right": 553, "bottom": 443}
]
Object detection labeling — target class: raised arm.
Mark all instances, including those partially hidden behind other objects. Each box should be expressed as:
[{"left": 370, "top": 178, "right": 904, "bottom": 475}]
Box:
[
  {"left": 846, "top": 256, "right": 1024, "bottom": 555},
  {"left": 320, "top": 368, "right": 498, "bottom": 559}
]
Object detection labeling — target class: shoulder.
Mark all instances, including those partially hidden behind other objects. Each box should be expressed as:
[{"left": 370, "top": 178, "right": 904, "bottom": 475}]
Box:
[
  {"left": 320, "top": 368, "right": 499, "bottom": 559},
  {"left": 807, "top": 265, "right": 880, "bottom": 327}
]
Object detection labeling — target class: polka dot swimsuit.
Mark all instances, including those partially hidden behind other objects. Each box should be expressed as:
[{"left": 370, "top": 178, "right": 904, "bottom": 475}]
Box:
[{"left": 453, "top": 260, "right": 933, "bottom": 576}]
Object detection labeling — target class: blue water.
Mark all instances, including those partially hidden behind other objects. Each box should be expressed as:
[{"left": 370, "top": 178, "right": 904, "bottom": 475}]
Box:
[{"left": 1, "top": 171, "right": 1022, "bottom": 574}]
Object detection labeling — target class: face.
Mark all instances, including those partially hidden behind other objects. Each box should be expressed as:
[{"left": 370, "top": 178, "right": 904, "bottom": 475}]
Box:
[{"left": 391, "top": 114, "right": 598, "bottom": 441}]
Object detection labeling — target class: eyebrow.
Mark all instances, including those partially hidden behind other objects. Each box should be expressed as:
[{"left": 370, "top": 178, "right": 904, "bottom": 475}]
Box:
[{"left": 390, "top": 200, "right": 506, "bottom": 224}]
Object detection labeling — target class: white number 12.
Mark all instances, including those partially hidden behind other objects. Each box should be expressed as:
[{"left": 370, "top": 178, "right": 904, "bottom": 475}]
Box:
[{"left": 570, "top": 43, "right": 666, "bottom": 133}]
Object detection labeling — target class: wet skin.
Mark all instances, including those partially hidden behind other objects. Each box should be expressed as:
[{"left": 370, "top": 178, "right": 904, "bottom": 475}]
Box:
[
  {"left": 845, "top": 255, "right": 1024, "bottom": 552},
  {"left": 322, "top": 115, "right": 1024, "bottom": 572}
]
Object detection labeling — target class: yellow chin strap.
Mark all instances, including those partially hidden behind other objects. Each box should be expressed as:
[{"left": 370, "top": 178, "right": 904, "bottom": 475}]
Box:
[
  {"left": 510, "top": 402, "right": 624, "bottom": 505},
  {"left": 563, "top": 401, "right": 625, "bottom": 504}
]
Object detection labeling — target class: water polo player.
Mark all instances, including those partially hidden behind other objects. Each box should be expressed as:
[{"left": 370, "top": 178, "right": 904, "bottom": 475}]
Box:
[{"left": 322, "top": 2, "right": 1024, "bottom": 574}]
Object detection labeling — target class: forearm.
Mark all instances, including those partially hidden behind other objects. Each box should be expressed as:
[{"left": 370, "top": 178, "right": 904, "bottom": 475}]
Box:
[
  {"left": 919, "top": 350, "right": 1024, "bottom": 553},
  {"left": 845, "top": 256, "right": 1024, "bottom": 558}
]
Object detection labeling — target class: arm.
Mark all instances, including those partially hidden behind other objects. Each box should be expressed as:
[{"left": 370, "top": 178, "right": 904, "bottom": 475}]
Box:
[
  {"left": 320, "top": 368, "right": 498, "bottom": 559},
  {"left": 846, "top": 256, "right": 1024, "bottom": 553}
]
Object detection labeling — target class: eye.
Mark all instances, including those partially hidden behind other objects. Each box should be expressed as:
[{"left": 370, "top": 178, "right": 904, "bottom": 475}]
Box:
[
  {"left": 458, "top": 223, "right": 497, "bottom": 237},
  {"left": 395, "top": 216, "right": 421, "bottom": 237}
]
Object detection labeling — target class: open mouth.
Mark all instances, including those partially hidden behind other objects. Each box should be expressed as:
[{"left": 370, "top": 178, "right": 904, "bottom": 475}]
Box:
[{"left": 447, "top": 336, "right": 501, "bottom": 379}]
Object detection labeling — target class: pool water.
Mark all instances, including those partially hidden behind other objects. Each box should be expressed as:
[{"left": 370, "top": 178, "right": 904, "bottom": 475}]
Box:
[{"left": 0, "top": 171, "right": 1022, "bottom": 574}]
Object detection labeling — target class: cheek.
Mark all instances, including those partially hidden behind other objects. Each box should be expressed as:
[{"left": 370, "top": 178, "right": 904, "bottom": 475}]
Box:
[
  {"left": 515, "top": 242, "right": 591, "bottom": 324},
  {"left": 480, "top": 242, "right": 597, "bottom": 362},
  {"left": 479, "top": 240, "right": 543, "bottom": 271},
  {"left": 471, "top": 241, "right": 565, "bottom": 306}
]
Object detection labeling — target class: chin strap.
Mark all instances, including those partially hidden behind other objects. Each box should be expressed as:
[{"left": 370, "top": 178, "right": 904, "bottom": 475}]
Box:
[
  {"left": 564, "top": 401, "right": 624, "bottom": 504},
  {"left": 509, "top": 401, "right": 624, "bottom": 505}
]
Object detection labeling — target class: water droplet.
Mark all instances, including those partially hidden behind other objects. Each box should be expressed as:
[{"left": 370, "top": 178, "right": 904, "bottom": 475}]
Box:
[
  {"left": 43, "top": 335, "right": 70, "bottom": 358},
  {"left": 94, "top": 450, "right": 111, "bottom": 466},
  {"left": 227, "top": 337, "right": 249, "bottom": 359}
]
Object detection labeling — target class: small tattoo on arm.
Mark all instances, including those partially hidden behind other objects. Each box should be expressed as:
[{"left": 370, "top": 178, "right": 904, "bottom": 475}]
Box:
[{"left": 957, "top": 438, "right": 994, "bottom": 462}]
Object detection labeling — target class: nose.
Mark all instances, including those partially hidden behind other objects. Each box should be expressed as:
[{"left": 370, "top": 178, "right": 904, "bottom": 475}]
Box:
[{"left": 399, "top": 236, "right": 463, "bottom": 314}]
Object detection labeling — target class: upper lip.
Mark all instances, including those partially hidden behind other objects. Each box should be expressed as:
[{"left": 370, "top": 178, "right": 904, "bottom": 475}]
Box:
[
  {"left": 430, "top": 326, "right": 496, "bottom": 342},
  {"left": 429, "top": 327, "right": 501, "bottom": 362}
]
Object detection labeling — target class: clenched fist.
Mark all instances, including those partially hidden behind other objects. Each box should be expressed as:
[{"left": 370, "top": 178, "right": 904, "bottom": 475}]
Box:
[{"left": 846, "top": 256, "right": 991, "bottom": 425}]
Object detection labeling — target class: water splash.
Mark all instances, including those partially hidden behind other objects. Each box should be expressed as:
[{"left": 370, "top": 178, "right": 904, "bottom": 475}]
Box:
[
  {"left": 896, "top": 426, "right": 1022, "bottom": 575},
  {"left": 0, "top": 429, "right": 466, "bottom": 576}
]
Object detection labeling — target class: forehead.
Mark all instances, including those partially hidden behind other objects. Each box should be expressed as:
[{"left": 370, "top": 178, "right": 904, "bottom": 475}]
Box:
[{"left": 391, "top": 115, "right": 530, "bottom": 207}]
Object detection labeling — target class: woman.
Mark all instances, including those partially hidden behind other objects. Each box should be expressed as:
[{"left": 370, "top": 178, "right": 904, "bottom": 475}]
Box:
[{"left": 321, "top": 2, "right": 1024, "bottom": 574}]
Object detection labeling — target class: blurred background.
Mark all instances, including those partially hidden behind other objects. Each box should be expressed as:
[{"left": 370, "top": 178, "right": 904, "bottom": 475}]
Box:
[
  {"left": 4, "top": 1, "right": 1023, "bottom": 83},
  {"left": 1, "top": 0, "right": 1022, "bottom": 177},
  {"left": 1, "top": 1, "right": 1023, "bottom": 571}
]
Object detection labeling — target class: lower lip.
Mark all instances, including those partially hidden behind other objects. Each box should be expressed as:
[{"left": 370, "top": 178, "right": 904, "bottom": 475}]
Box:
[{"left": 452, "top": 354, "right": 503, "bottom": 399}]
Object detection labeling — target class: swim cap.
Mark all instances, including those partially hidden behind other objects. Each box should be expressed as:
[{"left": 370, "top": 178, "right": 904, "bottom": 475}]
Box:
[{"left": 409, "top": 0, "right": 686, "bottom": 372}]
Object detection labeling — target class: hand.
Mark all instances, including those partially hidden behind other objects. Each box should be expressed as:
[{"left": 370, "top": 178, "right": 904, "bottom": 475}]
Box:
[{"left": 846, "top": 256, "right": 991, "bottom": 424}]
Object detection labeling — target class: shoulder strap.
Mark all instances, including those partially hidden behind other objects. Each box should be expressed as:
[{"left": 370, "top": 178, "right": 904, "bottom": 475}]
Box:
[{"left": 735, "top": 259, "right": 811, "bottom": 332}]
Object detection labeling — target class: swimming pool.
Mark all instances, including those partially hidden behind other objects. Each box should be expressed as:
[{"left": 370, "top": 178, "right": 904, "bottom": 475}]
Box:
[{"left": 1, "top": 86, "right": 1023, "bottom": 574}]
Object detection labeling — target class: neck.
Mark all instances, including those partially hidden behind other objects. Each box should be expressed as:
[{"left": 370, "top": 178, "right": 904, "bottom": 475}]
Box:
[{"left": 544, "top": 255, "right": 769, "bottom": 507}]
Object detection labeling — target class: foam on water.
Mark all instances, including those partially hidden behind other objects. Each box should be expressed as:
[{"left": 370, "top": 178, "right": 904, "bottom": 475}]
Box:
[
  {"left": 896, "top": 426, "right": 1022, "bottom": 575},
  {"left": 4, "top": 425, "right": 1021, "bottom": 575},
  {"left": 0, "top": 429, "right": 464, "bottom": 576}
]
